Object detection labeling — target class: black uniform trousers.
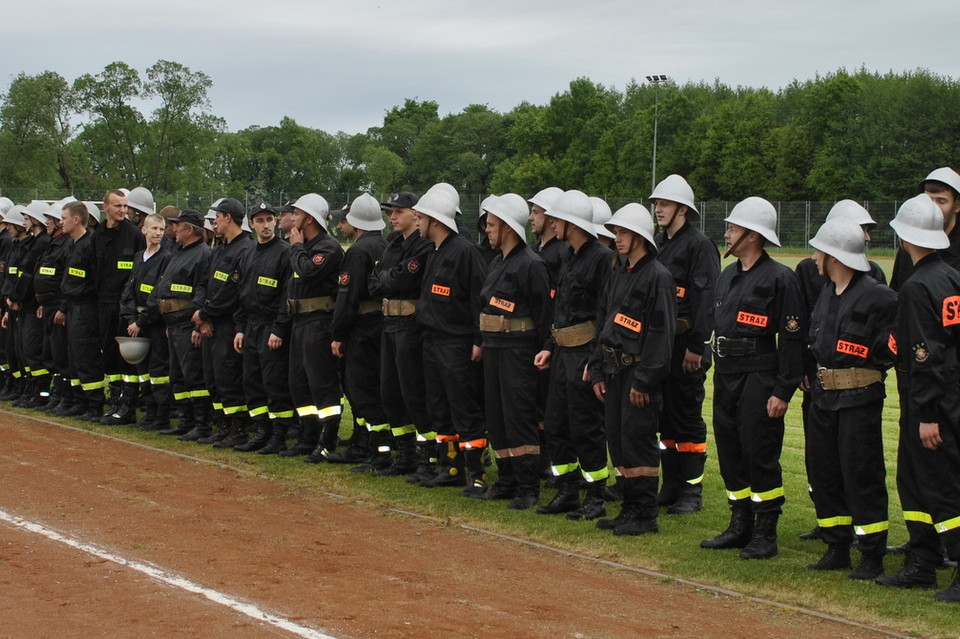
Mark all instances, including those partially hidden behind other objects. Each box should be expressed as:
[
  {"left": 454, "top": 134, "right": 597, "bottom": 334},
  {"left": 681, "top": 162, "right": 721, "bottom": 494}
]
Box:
[
  {"left": 421, "top": 334, "right": 485, "bottom": 447},
  {"left": 99, "top": 301, "right": 134, "bottom": 383},
  {"left": 167, "top": 320, "right": 206, "bottom": 404},
  {"left": 712, "top": 369, "right": 785, "bottom": 514},
  {"left": 483, "top": 341, "right": 539, "bottom": 454},
  {"left": 41, "top": 304, "right": 68, "bottom": 376},
  {"left": 342, "top": 315, "right": 388, "bottom": 429},
  {"left": 381, "top": 319, "right": 433, "bottom": 439},
  {"left": 242, "top": 322, "right": 293, "bottom": 420},
  {"left": 19, "top": 304, "right": 47, "bottom": 380},
  {"left": 807, "top": 398, "right": 888, "bottom": 555},
  {"left": 289, "top": 313, "right": 341, "bottom": 420},
  {"left": 660, "top": 339, "right": 709, "bottom": 453},
  {"left": 137, "top": 325, "right": 171, "bottom": 407},
  {"left": 544, "top": 346, "right": 609, "bottom": 481},
  {"left": 207, "top": 318, "right": 245, "bottom": 416},
  {"left": 896, "top": 387, "right": 960, "bottom": 567},
  {"left": 66, "top": 302, "right": 104, "bottom": 395}
]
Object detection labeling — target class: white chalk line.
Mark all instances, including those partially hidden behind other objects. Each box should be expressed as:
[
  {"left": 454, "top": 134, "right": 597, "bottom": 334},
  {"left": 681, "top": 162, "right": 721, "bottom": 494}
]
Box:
[{"left": 0, "top": 508, "right": 335, "bottom": 639}]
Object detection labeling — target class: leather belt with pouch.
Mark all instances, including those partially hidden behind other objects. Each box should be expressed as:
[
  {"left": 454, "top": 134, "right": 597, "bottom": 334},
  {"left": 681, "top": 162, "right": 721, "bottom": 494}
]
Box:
[
  {"left": 382, "top": 299, "right": 418, "bottom": 317},
  {"left": 551, "top": 321, "right": 595, "bottom": 347},
  {"left": 158, "top": 298, "right": 194, "bottom": 314},
  {"left": 817, "top": 367, "right": 882, "bottom": 390},
  {"left": 286, "top": 296, "right": 335, "bottom": 315},
  {"left": 479, "top": 313, "right": 535, "bottom": 333},
  {"left": 602, "top": 345, "right": 638, "bottom": 368}
]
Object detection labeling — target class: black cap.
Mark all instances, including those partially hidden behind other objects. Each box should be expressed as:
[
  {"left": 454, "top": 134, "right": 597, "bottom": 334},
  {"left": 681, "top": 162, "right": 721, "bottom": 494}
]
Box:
[
  {"left": 248, "top": 201, "right": 277, "bottom": 219},
  {"left": 380, "top": 191, "right": 419, "bottom": 211},
  {"left": 327, "top": 204, "right": 348, "bottom": 223},
  {"left": 170, "top": 209, "right": 205, "bottom": 229},
  {"left": 209, "top": 197, "right": 245, "bottom": 221},
  {"left": 278, "top": 201, "right": 295, "bottom": 214}
]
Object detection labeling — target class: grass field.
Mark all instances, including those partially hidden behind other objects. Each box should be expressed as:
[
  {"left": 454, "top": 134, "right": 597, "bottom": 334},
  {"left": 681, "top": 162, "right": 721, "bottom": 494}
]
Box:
[{"left": 31, "top": 252, "right": 960, "bottom": 638}]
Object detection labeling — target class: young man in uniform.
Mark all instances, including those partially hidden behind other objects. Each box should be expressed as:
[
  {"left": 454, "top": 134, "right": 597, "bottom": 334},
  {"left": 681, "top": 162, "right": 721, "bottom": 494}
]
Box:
[
  {"left": 587, "top": 203, "right": 676, "bottom": 536},
  {"left": 478, "top": 194, "right": 551, "bottom": 509},
  {"left": 804, "top": 219, "right": 897, "bottom": 579},
  {"left": 36, "top": 199, "right": 74, "bottom": 412},
  {"left": 877, "top": 194, "right": 960, "bottom": 601},
  {"left": 0, "top": 206, "right": 28, "bottom": 402},
  {"left": 232, "top": 202, "right": 294, "bottom": 454},
  {"left": 700, "top": 197, "right": 804, "bottom": 560},
  {"left": 415, "top": 186, "right": 489, "bottom": 493},
  {"left": 651, "top": 175, "right": 720, "bottom": 515},
  {"left": 533, "top": 190, "right": 612, "bottom": 519}
]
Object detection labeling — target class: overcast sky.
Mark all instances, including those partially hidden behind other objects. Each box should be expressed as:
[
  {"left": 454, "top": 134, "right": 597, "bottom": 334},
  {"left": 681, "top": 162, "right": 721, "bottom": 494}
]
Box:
[{"left": 3, "top": 1, "right": 957, "bottom": 134}]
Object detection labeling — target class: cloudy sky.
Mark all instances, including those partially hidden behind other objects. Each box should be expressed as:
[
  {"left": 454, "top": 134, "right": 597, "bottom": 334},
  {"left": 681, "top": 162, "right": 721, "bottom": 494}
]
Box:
[{"left": 3, "top": 0, "right": 957, "bottom": 134}]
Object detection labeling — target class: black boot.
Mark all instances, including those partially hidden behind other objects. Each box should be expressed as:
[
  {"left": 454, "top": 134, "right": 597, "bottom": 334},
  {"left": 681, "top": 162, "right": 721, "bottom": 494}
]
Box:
[
  {"left": 739, "top": 512, "right": 779, "bottom": 560},
  {"left": 37, "top": 376, "right": 62, "bottom": 411},
  {"left": 197, "top": 414, "right": 229, "bottom": 444},
  {"left": 808, "top": 543, "right": 852, "bottom": 570},
  {"left": 305, "top": 418, "right": 340, "bottom": 463},
  {"left": 799, "top": 526, "right": 825, "bottom": 541},
  {"left": 0, "top": 376, "right": 24, "bottom": 401},
  {"left": 323, "top": 422, "right": 369, "bottom": 463},
  {"left": 407, "top": 440, "right": 439, "bottom": 485},
  {"left": 12, "top": 378, "right": 35, "bottom": 407},
  {"left": 257, "top": 419, "right": 290, "bottom": 455},
  {"left": 537, "top": 473, "right": 581, "bottom": 515},
  {"left": 279, "top": 417, "right": 319, "bottom": 457},
  {"left": 78, "top": 389, "right": 105, "bottom": 421},
  {"left": 667, "top": 452, "right": 706, "bottom": 514},
  {"left": 701, "top": 504, "right": 754, "bottom": 549},
  {"left": 351, "top": 429, "right": 394, "bottom": 472},
  {"left": 99, "top": 382, "right": 138, "bottom": 425},
  {"left": 875, "top": 552, "right": 937, "bottom": 589},
  {"left": 235, "top": 417, "right": 272, "bottom": 451},
  {"left": 421, "top": 440, "right": 465, "bottom": 487},
  {"left": 849, "top": 553, "right": 886, "bottom": 580},
  {"left": 459, "top": 447, "right": 488, "bottom": 498},
  {"left": 51, "top": 383, "right": 80, "bottom": 415},
  {"left": 612, "top": 477, "right": 659, "bottom": 536},
  {"left": 376, "top": 432, "right": 418, "bottom": 476},
  {"left": 179, "top": 402, "right": 212, "bottom": 441},
  {"left": 481, "top": 457, "right": 517, "bottom": 499},
  {"left": 567, "top": 481, "right": 607, "bottom": 520},
  {"left": 656, "top": 447, "right": 682, "bottom": 506},
  {"left": 214, "top": 415, "right": 249, "bottom": 448},
  {"left": 668, "top": 483, "right": 704, "bottom": 515},
  {"left": 507, "top": 454, "right": 541, "bottom": 510},
  {"left": 935, "top": 567, "right": 960, "bottom": 602}
]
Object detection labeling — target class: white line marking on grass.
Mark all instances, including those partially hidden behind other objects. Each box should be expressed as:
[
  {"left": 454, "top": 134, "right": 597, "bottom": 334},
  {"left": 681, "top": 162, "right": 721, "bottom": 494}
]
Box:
[{"left": 0, "top": 508, "right": 335, "bottom": 639}]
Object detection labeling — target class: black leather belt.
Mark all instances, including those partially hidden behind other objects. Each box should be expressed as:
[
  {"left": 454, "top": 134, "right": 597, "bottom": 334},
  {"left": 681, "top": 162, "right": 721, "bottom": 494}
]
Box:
[
  {"left": 712, "top": 336, "right": 775, "bottom": 358},
  {"left": 602, "top": 345, "right": 638, "bottom": 367}
]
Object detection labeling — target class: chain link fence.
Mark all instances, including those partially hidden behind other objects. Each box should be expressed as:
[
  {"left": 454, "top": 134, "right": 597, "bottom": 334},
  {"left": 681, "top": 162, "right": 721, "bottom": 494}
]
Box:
[{"left": 0, "top": 187, "right": 903, "bottom": 252}]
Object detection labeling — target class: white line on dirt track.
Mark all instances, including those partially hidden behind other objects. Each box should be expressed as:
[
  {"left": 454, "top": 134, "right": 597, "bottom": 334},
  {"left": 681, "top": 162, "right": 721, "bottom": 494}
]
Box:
[{"left": 0, "top": 508, "right": 335, "bottom": 639}]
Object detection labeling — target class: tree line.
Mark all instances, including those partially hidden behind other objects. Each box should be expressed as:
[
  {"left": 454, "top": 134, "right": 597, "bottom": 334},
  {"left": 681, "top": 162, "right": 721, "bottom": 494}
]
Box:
[{"left": 1, "top": 61, "right": 957, "bottom": 205}]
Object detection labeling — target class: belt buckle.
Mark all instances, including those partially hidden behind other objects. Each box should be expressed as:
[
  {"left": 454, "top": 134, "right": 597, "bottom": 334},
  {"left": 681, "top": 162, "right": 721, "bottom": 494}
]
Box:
[
  {"left": 619, "top": 353, "right": 634, "bottom": 367},
  {"left": 817, "top": 366, "right": 827, "bottom": 388},
  {"left": 714, "top": 336, "right": 728, "bottom": 358}
]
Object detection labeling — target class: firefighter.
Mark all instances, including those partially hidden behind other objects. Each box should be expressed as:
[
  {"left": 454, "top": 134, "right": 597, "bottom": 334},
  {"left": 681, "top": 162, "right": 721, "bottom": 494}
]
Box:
[
  {"left": 586, "top": 203, "right": 675, "bottom": 535},
  {"left": 651, "top": 175, "right": 720, "bottom": 515},
  {"left": 533, "top": 190, "right": 613, "bottom": 519},
  {"left": 36, "top": 199, "right": 75, "bottom": 412},
  {"left": 144, "top": 210, "right": 212, "bottom": 438},
  {"left": 366, "top": 192, "right": 437, "bottom": 482},
  {"left": 478, "top": 194, "right": 551, "bottom": 509},
  {"left": 700, "top": 197, "right": 803, "bottom": 560},
  {"left": 319, "top": 194, "right": 389, "bottom": 467},
  {"left": 0, "top": 205, "right": 28, "bottom": 402},
  {"left": 56, "top": 201, "right": 106, "bottom": 420},
  {"left": 232, "top": 202, "right": 294, "bottom": 455},
  {"left": 191, "top": 198, "right": 255, "bottom": 445},
  {"left": 876, "top": 195, "right": 960, "bottom": 601},
  {"left": 119, "top": 213, "right": 173, "bottom": 431},
  {"left": 282, "top": 193, "right": 345, "bottom": 458},
  {"left": 415, "top": 186, "right": 488, "bottom": 493},
  {"left": 0, "top": 197, "right": 14, "bottom": 396},
  {"left": 93, "top": 189, "right": 145, "bottom": 424},
  {"left": 890, "top": 167, "right": 960, "bottom": 290},
  {"left": 804, "top": 219, "right": 896, "bottom": 579}
]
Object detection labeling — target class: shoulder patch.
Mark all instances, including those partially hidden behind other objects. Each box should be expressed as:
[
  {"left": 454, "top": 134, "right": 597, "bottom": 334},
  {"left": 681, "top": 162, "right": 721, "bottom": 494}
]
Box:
[
  {"left": 339, "top": 272, "right": 350, "bottom": 285},
  {"left": 312, "top": 253, "right": 325, "bottom": 265},
  {"left": 785, "top": 316, "right": 800, "bottom": 333},
  {"left": 407, "top": 259, "right": 421, "bottom": 273},
  {"left": 914, "top": 343, "right": 929, "bottom": 363}
]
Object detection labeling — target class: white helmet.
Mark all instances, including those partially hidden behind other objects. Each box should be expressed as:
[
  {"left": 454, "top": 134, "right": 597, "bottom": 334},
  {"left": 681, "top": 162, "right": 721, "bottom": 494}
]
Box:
[
  {"left": 83, "top": 202, "right": 102, "bottom": 224},
  {"left": 477, "top": 194, "right": 497, "bottom": 231},
  {"left": 649, "top": 174, "right": 699, "bottom": 220},
  {"left": 346, "top": 193, "right": 386, "bottom": 232},
  {"left": 921, "top": 167, "right": 960, "bottom": 196},
  {"left": 46, "top": 196, "right": 78, "bottom": 221},
  {"left": 0, "top": 197, "right": 13, "bottom": 215},
  {"left": 116, "top": 336, "right": 151, "bottom": 365},
  {"left": 206, "top": 197, "right": 224, "bottom": 220},
  {"left": 484, "top": 193, "right": 529, "bottom": 243},
  {"left": 890, "top": 194, "right": 948, "bottom": 249},
  {"left": 414, "top": 189, "right": 459, "bottom": 233},
  {"left": 546, "top": 189, "right": 596, "bottom": 238},
  {"left": 809, "top": 219, "right": 869, "bottom": 272},
  {"left": 424, "top": 182, "right": 462, "bottom": 215},
  {"left": 528, "top": 186, "right": 563, "bottom": 211},
  {"left": 241, "top": 216, "right": 251, "bottom": 233},
  {"left": 127, "top": 186, "right": 155, "bottom": 215},
  {"left": 24, "top": 200, "right": 52, "bottom": 224},
  {"left": 2, "top": 205, "right": 26, "bottom": 227},
  {"left": 825, "top": 200, "right": 876, "bottom": 228},
  {"left": 292, "top": 193, "right": 331, "bottom": 231},
  {"left": 606, "top": 203, "right": 658, "bottom": 254},
  {"left": 725, "top": 197, "right": 780, "bottom": 246},
  {"left": 589, "top": 197, "right": 614, "bottom": 239}
]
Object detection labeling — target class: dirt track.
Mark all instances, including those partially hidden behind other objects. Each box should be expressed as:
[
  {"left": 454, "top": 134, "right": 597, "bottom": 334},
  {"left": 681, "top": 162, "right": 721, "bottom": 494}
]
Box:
[{"left": 0, "top": 411, "right": 897, "bottom": 639}]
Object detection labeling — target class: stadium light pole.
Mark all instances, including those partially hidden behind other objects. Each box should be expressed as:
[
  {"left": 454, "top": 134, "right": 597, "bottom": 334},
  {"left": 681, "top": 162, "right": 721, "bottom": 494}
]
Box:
[{"left": 646, "top": 74, "right": 668, "bottom": 194}]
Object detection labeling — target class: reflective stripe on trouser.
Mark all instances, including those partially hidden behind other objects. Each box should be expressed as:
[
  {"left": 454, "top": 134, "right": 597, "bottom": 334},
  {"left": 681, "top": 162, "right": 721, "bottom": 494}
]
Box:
[
  {"left": 65, "top": 302, "right": 103, "bottom": 392},
  {"left": 209, "top": 318, "right": 245, "bottom": 418},
  {"left": 289, "top": 314, "right": 341, "bottom": 429},
  {"left": 381, "top": 324, "right": 433, "bottom": 438},
  {"left": 807, "top": 398, "right": 888, "bottom": 553},
  {"left": 603, "top": 365, "right": 661, "bottom": 477},
  {"left": 422, "top": 335, "right": 484, "bottom": 443},
  {"left": 166, "top": 321, "right": 204, "bottom": 411},
  {"left": 484, "top": 343, "right": 539, "bottom": 455},
  {"left": 713, "top": 369, "right": 785, "bottom": 514},
  {"left": 342, "top": 316, "right": 387, "bottom": 427},
  {"left": 242, "top": 322, "right": 294, "bottom": 421}
]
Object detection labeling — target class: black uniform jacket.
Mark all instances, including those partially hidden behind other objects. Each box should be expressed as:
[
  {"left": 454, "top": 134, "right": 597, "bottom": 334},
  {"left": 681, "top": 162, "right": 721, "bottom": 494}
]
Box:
[
  {"left": 144, "top": 239, "right": 212, "bottom": 327},
  {"left": 286, "top": 231, "right": 344, "bottom": 312},
  {"left": 60, "top": 231, "right": 98, "bottom": 312},
  {"left": 893, "top": 253, "right": 960, "bottom": 424},
  {"left": 890, "top": 222, "right": 960, "bottom": 291},
  {"left": 417, "top": 232, "right": 488, "bottom": 344},
  {"left": 713, "top": 251, "right": 804, "bottom": 402},
  {"left": 368, "top": 230, "right": 432, "bottom": 332},
  {"left": 93, "top": 219, "right": 145, "bottom": 304},
  {"left": 234, "top": 236, "right": 292, "bottom": 340},
  {"left": 9, "top": 231, "right": 50, "bottom": 308},
  {"left": 809, "top": 272, "right": 897, "bottom": 410},
  {"left": 332, "top": 232, "right": 386, "bottom": 343},
  {"left": 119, "top": 248, "right": 172, "bottom": 331},
  {"left": 533, "top": 236, "right": 566, "bottom": 299},
  {"left": 478, "top": 243, "right": 551, "bottom": 349},
  {"left": 198, "top": 232, "right": 254, "bottom": 323},
  {"left": 588, "top": 252, "right": 676, "bottom": 394},
  {"left": 34, "top": 232, "right": 70, "bottom": 307},
  {"left": 655, "top": 222, "right": 720, "bottom": 356},
  {"left": 549, "top": 238, "right": 612, "bottom": 349}
]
